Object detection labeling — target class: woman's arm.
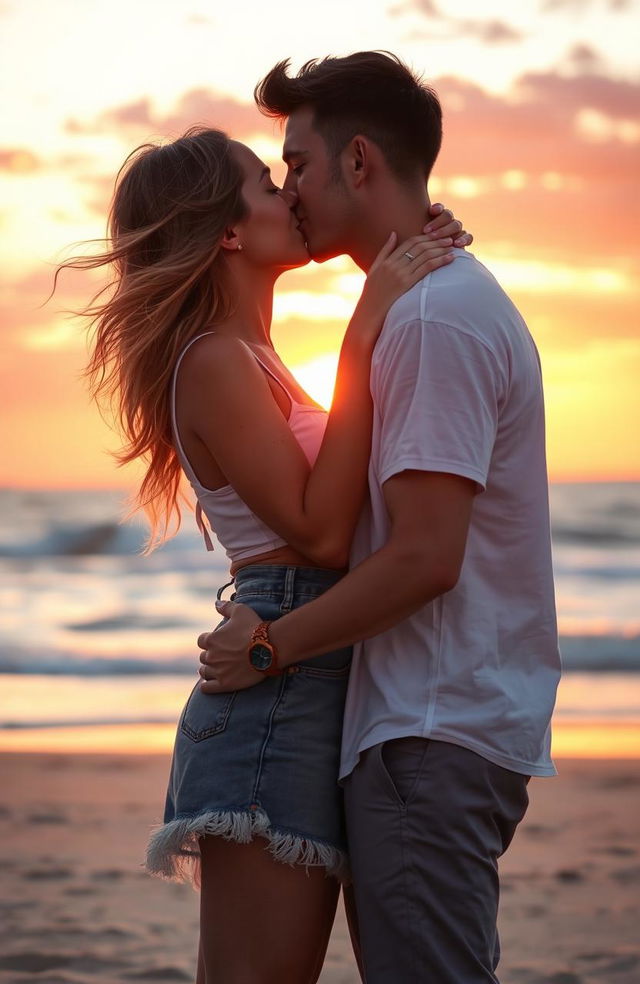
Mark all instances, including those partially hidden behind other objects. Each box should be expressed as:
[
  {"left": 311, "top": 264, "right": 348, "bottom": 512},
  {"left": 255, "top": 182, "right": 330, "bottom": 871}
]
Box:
[{"left": 179, "top": 234, "right": 454, "bottom": 567}]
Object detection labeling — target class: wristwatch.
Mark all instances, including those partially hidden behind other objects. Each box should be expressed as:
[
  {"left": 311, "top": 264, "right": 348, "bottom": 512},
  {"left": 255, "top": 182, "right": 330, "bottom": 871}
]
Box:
[{"left": 248, "top": 621, "right": 281, "bottom": 676}]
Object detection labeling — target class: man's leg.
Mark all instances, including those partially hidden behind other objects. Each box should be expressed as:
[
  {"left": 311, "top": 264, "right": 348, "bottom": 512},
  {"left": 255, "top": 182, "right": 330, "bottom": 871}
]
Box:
[{"left": 343, "top": 738, "right": 529, "bottom": 983}]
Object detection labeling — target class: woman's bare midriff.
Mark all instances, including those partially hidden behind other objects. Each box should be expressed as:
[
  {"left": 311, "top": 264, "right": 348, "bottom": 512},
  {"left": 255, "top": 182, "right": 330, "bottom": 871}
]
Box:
[{"left": 230, "top": 544, "right": 346, "bottom": 578}]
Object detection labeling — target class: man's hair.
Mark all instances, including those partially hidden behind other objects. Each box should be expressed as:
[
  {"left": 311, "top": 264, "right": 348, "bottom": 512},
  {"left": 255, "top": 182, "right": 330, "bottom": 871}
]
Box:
[{"left": 254, "top": 51, "right": 442, "bottom": 183}]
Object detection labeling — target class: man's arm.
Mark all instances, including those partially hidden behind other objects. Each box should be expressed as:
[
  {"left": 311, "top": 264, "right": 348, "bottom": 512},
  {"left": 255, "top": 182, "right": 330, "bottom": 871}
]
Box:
[{"left": 198, "top": 470, "right": 475, "bottom": 692}]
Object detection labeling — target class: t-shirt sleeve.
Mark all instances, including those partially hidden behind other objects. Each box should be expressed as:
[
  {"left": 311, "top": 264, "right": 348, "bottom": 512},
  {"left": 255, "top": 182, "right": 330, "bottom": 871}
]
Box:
[{"left": 374, "top": 320, "right": 504, "bottom": 490}]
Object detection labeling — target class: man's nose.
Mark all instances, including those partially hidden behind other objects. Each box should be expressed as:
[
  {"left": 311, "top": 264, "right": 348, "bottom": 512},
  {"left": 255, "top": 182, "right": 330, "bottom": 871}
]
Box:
[{"left": 281, "top": 186, "right": 298, "bottom": 209}]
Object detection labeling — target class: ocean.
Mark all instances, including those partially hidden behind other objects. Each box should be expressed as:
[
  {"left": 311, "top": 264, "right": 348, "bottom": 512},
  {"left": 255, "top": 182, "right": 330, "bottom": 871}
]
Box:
[{"left": 1, "top": 483, "right": 638, "bottom": 747}]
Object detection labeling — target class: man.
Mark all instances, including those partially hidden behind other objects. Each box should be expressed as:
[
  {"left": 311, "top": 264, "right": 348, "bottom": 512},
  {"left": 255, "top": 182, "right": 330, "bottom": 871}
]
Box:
[{"left": 198, "top": 52, "right": 560, "bottom": 983}]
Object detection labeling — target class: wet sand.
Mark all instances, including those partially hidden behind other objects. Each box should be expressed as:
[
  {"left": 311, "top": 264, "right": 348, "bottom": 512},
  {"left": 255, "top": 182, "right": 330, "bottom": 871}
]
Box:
[{"left": 1, "top": 752, "right": 638, "bottom": 983}]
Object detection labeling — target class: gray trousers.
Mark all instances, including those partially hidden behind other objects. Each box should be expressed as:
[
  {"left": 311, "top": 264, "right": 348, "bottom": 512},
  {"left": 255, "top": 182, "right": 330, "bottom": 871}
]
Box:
[{"left": 343, "top": 738, "right": 530, "bottom": 983}]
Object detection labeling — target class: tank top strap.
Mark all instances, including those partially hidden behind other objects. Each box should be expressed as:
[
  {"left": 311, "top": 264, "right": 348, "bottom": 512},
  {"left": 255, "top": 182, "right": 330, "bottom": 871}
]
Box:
[
  {"left": 247, "top": 347, "right": 300, "bottom": 408},
  {"left": 195, "top": 501, "right": 215, "bottom": 552}
]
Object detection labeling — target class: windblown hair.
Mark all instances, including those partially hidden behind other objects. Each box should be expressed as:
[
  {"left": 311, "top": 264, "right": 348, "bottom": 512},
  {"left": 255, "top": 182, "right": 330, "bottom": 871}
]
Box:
[
  {"left": 54, "top": 127, "right": 247, "bottom": 551},
  {"left": 254, "top": 51, "right": 442, "bottom": 183}
]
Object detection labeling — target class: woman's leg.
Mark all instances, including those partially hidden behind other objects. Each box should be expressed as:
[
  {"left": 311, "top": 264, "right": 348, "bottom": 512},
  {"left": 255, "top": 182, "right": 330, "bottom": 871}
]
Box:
[{"left": 199, "top": 835, "right": 340, "bottom": 984}]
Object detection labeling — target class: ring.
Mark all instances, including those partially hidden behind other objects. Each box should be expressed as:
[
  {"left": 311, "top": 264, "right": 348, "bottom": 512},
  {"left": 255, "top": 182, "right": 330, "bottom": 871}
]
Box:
[{"left": 404, "top": 251, "right": 415, "bottom": 260}]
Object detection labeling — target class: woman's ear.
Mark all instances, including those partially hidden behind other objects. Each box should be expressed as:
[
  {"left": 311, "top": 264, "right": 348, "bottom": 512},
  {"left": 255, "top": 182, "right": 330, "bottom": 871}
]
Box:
[{"left": 220, "top": 228, "right": 243, "bottom": 253}]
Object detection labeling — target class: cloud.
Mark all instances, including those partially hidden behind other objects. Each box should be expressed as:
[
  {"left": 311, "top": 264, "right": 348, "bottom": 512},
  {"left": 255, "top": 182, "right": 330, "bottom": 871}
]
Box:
[
  {"left": 0, "top": 149, "right": 41, "bottom": 173},
  {"left": 435, "top": 69, "right": 640, "bottom": 182},
  {"left": 541, "top": 0, "right": 631, "bottom": 10},
  {"left": 428, "top": 66, "right": 640, "bottom": 268},
  {"left": 63, "top": 90, "right": 280, "bottom": 217},
  {"left": 454, "top": 19, "right": 525, "bottom": 43},
  {"left": 391, "top": 1, "right": 525, "bottom": 42},
  {"left": 407, "top": 18, "right": 525, "bottom": 43},
  {"left": 566, "top": 43, "right": 603, "bottom": 71},
  {"left": 389, "top": 0, "right": 442, "bottom": 16},
  {"left": 518, "top": 68, "right": 640, "bottom": 120},
  {"left": 186, "top": 13, "right": 214, "bottom": 24},
  {"left": 66, "top": 88, "right": 268, "bottom": 141}
]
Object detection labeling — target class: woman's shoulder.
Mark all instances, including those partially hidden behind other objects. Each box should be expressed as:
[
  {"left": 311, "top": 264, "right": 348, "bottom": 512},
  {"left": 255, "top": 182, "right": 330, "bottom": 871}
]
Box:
[{"left": 178, "top": 332, "right": 262, "bottom": 386}]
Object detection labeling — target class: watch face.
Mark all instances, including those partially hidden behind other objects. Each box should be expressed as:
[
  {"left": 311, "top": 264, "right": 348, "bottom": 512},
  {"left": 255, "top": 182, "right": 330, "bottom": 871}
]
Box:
[{"left": 250, "top": 643, "right": 273, "bottom": 672}]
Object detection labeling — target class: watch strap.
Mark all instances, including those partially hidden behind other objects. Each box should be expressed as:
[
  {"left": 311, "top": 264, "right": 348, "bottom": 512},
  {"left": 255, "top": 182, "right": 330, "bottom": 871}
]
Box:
[{"left": 248, "top": 620, "right": 281, "bottom": 676}]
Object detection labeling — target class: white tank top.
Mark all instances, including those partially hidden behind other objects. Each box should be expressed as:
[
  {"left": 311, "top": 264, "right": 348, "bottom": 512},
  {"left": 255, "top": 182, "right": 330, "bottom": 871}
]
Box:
[{"left": 171, "top": 332, "right": 328, "bottom": 564}]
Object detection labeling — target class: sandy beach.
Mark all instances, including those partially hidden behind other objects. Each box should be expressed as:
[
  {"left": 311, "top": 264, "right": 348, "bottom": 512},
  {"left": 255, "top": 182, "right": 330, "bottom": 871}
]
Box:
[{"left": 1, "top": 751, "right": 638, "bottom": 984}]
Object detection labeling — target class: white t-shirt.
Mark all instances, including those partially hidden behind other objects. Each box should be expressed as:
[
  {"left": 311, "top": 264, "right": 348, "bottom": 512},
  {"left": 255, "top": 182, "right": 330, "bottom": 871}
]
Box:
[{"left": 339, "top": 249, "right": 561, "bottom": 781}]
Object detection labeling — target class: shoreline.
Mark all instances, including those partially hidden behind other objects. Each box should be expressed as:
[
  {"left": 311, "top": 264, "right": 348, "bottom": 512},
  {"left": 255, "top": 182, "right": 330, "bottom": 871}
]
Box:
[{"left": 1, "top": 718, "right": 639, "bottom": 756}]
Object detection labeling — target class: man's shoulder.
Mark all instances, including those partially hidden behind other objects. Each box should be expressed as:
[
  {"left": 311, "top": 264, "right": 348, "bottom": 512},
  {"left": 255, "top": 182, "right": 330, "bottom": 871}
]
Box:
[{"left": 384, "top": 250, "right": 525, "bottom": 346}]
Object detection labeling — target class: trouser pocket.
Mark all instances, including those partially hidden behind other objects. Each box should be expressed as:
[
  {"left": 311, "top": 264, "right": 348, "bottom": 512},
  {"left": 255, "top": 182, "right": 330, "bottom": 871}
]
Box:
[{"left": 379, "top": 737, "right": 430, "bottom": 809}]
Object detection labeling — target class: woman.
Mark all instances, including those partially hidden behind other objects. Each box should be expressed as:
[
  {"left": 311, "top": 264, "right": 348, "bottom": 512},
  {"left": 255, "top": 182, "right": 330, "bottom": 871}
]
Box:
[{"left": 60, "top": 126, "right": 470, "bottom": 983}]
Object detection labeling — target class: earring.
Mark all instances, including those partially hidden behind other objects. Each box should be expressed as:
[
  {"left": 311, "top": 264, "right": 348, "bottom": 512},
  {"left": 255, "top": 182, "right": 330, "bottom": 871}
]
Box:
[{"left": 237, "top": 244, "right": 243, "bottom": 251}]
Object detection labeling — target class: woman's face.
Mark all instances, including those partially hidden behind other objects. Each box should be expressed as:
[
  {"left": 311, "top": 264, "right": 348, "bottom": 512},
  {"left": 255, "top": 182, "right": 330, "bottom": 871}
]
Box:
[{"left": 230, "top": 141, "right": 309, "bottom": 272}]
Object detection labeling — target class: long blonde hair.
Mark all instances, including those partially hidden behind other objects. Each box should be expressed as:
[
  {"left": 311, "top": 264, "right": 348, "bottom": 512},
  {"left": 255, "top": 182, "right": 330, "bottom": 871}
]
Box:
[{"left": 55, "top": 127, "right": 247, "bottom": 550}]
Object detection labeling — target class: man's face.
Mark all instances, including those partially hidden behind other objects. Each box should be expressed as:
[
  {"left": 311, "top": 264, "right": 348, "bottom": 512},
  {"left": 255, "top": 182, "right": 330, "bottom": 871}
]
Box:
[{"left": 282, "top": 106, "right": 354, "bottom": 263}]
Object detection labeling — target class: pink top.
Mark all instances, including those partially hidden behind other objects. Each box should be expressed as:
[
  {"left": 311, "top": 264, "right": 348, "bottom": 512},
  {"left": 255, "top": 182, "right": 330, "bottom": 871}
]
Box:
[{"left": 171, "top": 332, "right": 328, "bottom": 563}]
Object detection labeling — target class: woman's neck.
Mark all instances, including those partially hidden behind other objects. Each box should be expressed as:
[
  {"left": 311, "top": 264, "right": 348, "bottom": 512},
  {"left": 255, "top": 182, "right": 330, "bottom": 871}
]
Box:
[{"left": 214, "top": 264, "right": 276, "bottom": 347}]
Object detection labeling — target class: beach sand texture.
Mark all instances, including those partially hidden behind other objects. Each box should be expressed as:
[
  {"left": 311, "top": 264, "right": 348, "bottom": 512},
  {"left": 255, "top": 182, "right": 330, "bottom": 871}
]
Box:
[{"left": 1, "top": 752, "right": 638, "bottom": 984}]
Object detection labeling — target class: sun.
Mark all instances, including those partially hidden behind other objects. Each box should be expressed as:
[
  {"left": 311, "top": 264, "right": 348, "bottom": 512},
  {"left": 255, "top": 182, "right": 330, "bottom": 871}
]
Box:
[{"left": 291, "top": 354, "right": 339, "bottom": 410}]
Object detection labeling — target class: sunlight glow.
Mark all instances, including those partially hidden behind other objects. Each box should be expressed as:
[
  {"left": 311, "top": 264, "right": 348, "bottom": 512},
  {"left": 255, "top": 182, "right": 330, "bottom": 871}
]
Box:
[
  {"left": 477, "top": 255, "right": 631, "bottom": 294},
  {"left": 576, "top": 108, "right": 640, "bottom": 144},
  {"left": 2, "top": 720, "right": 637, "bottom": 757},
  {"left": 501, "top": 170, "right": 527, "bottom": 191},
  {"left": 446, "top": 176, "right": 485, "bottom": 198},
  {"left": 273, "top": 291, "right": 354, "bottom": 322},
  {"left": 291, "top": 354, "right": 339, "bottom": 409}
]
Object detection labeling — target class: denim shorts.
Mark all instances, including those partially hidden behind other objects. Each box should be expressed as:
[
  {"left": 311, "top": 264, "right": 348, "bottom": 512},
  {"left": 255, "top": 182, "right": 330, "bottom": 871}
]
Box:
[{"left": 146, "top": 565, "right": 352, "bottom": 884}]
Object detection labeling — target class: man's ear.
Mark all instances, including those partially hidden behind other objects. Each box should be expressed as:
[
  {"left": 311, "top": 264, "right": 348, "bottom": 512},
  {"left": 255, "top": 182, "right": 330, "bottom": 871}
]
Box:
[{"left": 344, "top": 135, "right": 371, "bottom": 189}]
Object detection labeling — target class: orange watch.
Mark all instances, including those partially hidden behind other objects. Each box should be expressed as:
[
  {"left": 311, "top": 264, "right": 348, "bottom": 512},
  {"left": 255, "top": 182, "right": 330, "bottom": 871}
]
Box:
[{"left": 248, "top": 621, "right": 281, "bottom": 676}]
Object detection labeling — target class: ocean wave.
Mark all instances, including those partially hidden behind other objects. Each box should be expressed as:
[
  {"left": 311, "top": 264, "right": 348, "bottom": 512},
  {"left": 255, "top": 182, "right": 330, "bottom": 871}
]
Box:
[
  {"left": 1, "top": 484, "right": 638, "bottom": 557},
  {"left": 0, "top": 715, "right": 178, "bottom": 729},
  {"left": 551, "top": 525, "right": 640, "bottom": 547},
  {"left": 1, "top": 518, "right": 638, "bottom": 559},
  {"left": 1, "top": 635, "right": 638, "bottom": 675},
  {"left": 64, "top": 614, "right": 196, "bottom": 633},
  {"left": 0, "top": 647, "right": 194, "bottom": 675},
  {"left": 558, "top": 635, "right": 640, "bottom": 672}
]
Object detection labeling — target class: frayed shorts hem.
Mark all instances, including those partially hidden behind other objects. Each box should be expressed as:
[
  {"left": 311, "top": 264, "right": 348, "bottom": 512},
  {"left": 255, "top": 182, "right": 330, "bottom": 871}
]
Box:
[{"left": 145, "top": 807, "right": 350, "bottom": 886}]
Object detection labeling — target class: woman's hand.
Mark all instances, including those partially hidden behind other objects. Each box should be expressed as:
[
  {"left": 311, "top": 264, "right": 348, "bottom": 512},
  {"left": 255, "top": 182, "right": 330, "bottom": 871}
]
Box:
[
  {"left": 424, "top": 202, "right": 473, "bottom": 247},
  {"left": 352, "top": 231, "right": 454, "bottom": 335}
]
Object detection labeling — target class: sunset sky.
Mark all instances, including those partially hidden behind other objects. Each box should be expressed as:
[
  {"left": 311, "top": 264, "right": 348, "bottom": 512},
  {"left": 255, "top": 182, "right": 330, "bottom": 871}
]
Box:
[{"left": 2, "top": 0, "right": 639, "bottom": 489}]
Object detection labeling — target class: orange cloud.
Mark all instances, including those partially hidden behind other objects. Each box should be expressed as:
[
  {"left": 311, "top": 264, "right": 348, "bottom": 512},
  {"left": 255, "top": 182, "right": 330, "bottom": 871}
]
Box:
[
  {"left": 0, "top": 149, "right": 40, "bottom": 173},
  {"left": 390, "top": 1, "right": 526, "bottom": 42},
  {"left": 432, "top": 67, "right": 640, "bottom": 268},
  {"left": 66, "top": 89, "right": 270, "bottom": 141},
  {"left": 541, "top": 0, "right": 631, "bottom": 10}
]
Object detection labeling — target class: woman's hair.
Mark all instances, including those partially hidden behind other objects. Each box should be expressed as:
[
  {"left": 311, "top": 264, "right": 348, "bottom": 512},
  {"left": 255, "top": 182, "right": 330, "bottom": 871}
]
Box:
[
  {"left": 254, "top": 51, "right": 442, "bottom": 184},
  {"left": 55, "top": 126, "right": 247, "bottom": 551}
]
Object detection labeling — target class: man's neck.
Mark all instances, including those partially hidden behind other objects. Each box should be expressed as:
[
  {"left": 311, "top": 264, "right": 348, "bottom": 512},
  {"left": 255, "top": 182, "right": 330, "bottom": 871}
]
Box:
[{"left": 349, "top": 183, "right": 431, "bottom": 273}]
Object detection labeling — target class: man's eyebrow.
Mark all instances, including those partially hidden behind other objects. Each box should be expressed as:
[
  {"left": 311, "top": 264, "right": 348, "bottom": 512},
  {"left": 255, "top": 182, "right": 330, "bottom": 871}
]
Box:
[{"left": 282, "top": 149, "right": 307, "bottom": 163}]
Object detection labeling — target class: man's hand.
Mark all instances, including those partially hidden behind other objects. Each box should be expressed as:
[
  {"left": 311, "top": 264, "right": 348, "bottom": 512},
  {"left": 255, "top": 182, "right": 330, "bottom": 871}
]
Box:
[{"left": 197, "top": 600, "right": 264, "bottom": 693}]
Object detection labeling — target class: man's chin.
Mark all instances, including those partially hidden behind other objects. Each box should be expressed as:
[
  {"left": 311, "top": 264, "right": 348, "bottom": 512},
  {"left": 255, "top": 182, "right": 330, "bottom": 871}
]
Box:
[{"left": 306, "top": 239, "right": 341, "bottom": 264}]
